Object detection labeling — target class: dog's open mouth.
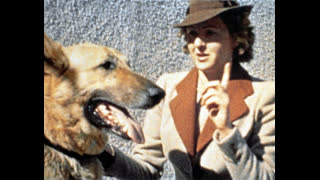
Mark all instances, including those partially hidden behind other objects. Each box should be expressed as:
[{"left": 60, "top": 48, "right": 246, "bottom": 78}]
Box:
[{"left": 84, "top": 99, "right": 145, "bottom": 144}]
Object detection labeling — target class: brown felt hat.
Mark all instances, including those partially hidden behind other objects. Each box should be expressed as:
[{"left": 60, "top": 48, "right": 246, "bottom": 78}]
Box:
[{"left": 174, "top": 0, "right": 253, "bottom": 28}]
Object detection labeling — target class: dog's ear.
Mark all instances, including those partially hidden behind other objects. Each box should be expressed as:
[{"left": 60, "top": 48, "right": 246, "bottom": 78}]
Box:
[{"left": 44, "top": 33, "right": 69, "bottom": 76}]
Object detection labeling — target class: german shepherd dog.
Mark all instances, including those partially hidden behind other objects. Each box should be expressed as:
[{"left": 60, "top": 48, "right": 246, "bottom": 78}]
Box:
[{"left": 44, "top": 33, "right": 165, "bottom": 179}]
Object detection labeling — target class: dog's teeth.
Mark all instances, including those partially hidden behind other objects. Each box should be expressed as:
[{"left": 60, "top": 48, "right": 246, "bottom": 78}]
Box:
[
  {"left": 113, "top": 118, "right": 119, "bottom": 123},
  {"left": 101, "top": 109, "right": 109, "bottom": 115},
  {"left": 97, "top": 104, "right": 107, "bottom": 111},
  {"left": 122, "top": 125, "right": 128, "bottom": 133},
  {"left": 106, "top": 114, "right": 113, "bottom": 120}
]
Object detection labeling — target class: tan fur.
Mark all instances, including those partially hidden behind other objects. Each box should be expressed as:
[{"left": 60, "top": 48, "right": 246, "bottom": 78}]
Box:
[
  {"left": 44, "top": 33, "right": 163, "bottom": 179},
  {"left": 44, "top": 145, "right": 104, "bottom": 180}
]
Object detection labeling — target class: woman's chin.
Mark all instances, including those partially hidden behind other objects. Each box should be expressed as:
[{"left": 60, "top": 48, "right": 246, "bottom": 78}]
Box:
[{"left": 194, "top": 62, "right": 215, "bottom": 71}]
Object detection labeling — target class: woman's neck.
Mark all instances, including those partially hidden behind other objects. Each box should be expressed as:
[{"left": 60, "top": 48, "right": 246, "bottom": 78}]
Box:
[
  {"left": 197, "top": 69, "right": 222, "bottom": 95},
  {"left": 198, "top": 68, "right": 224, "bottom": 83}
]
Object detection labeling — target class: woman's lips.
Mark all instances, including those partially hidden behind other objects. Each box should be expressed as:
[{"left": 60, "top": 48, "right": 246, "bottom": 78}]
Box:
[{"left": 197, "top": 54, "right": 209, "bottom": 62}]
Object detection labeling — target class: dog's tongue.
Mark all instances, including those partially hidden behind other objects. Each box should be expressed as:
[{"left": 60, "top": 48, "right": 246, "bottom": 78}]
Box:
[{"left": 97, "top": 104, "right": 145, "bottom": 144}]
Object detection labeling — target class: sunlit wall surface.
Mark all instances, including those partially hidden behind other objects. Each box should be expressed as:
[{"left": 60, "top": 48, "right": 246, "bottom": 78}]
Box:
[{"left": 44, "top": 0, "right": 275, "bottom": 179}]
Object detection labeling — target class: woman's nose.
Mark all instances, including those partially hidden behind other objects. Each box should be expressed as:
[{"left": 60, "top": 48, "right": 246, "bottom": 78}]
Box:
[{"left": 194, "top": 37, "right": 206, "bottom": 52}]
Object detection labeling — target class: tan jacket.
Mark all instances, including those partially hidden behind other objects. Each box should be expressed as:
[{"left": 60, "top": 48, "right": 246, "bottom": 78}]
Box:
[{"left": 105, "top": 67, "right": 275, "bottom": 180}]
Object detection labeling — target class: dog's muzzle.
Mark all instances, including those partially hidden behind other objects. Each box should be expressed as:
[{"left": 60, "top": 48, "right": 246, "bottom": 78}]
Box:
[
  {"left": 140, "top": 85, "right": 165, "bottom": 109},
  {"left": 84, "top": 81, "right": 165, "bottom": 144}
]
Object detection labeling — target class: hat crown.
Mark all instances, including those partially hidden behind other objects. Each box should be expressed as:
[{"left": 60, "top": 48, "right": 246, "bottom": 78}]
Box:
[
  {"left": 189, "top": 0, "right": 239, "bottom": 14},
  {"left": 174, "top": 0, "right": 251, "bottom": 28}
]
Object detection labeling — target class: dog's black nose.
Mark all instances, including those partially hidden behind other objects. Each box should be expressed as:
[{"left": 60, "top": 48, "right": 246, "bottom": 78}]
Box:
[{"left": 147, "top": 86, "right": 165, "bottom": 106}]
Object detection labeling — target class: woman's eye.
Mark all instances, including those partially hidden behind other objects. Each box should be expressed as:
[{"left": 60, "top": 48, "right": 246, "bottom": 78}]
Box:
[
  {"left": 186, "top": 29, "right": 198, "bottom": 38},
  {"left": 188, "top": 30, "right": 198, "bottom": 37},
  {"left": 205, "top": 29, "right": 216, "bottom": 37},
  {"left": 99, "top": 61, "right": 116, "bottom": 70}
]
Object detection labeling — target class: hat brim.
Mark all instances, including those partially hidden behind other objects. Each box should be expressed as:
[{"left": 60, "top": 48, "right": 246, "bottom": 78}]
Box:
[{"left": 173, "top": 5, "right": 253, "bottom": 28}]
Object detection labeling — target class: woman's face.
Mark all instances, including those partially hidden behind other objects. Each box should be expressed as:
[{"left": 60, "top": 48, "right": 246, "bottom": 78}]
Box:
[{"left": 186, "top": 17, "right": 236, "bottom": 74}]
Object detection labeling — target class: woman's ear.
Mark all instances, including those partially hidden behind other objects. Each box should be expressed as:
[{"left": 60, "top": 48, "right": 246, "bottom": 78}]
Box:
[
  {"left": 234, "top": 36, "right": 249, "bottom": 55},
  {"left": 238, "top": 47, "right": 245, "bottom": 55}
]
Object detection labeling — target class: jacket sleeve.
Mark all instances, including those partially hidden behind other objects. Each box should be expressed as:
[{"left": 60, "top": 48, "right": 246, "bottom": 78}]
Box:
[
  {"left": 213, "top": 81, "right": 275, "bottom": 180},
  {"left": 103, "top": 74, "right": 168, "bottom": 180}
]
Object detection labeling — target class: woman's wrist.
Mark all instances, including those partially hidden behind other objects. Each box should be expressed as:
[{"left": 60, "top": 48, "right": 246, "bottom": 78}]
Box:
[{"left": 216, "top": 126, "right": 234, "bottom": 140}]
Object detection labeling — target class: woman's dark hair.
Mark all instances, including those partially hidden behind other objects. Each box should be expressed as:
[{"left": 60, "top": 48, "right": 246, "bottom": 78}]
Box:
[{"left": 179, "top": 8, "right": 255, "bottom": 65}]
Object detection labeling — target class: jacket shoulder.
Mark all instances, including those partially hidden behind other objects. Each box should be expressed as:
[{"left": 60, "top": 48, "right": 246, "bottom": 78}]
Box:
[
  {"left": 250, "top": 78, "right": 275, "bottom": 106},
  {"left": 251, "top": 79, "right": 275, "bottom": 96},
  {"left": 156, "top": 71, "right": 190, "bottom": 89}
]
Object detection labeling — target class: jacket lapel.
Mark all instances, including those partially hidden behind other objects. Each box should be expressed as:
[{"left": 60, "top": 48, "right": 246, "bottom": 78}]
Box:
[
  {"left": 169, "top": 67, "right": 198, "bottom": 156},
  {"left": 196, "top": 65, "right": 254, "bottom": 152},
  {"left": 169, "top": 65, "right": 254, "bottom": 155}
]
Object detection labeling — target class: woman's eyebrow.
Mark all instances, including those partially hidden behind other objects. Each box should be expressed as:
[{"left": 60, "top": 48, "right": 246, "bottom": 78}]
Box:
[{"left": 204, "top": 25, "right": 220, "bottom": 29}]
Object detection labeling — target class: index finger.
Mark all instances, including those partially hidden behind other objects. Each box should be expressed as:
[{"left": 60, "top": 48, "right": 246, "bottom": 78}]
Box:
[
  {"left": 200, "top": 80, "right": 220, "bottom": 96},
  {"left": 221, "top": 62, "right": 231, "bottom": 90}
]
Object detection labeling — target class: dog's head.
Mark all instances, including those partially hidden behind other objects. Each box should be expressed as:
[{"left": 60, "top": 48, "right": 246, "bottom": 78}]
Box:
[{"left": 44, "top": 34, "right": 165, "bottom": 155}]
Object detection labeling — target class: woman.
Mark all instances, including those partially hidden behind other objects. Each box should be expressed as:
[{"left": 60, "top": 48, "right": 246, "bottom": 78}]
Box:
[{"left": 99, "top": 0, "right": 275, "bottom": 179}]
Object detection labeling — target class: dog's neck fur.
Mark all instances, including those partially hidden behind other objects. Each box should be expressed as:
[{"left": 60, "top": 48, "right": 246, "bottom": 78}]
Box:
[{"left": 44, "top": 135, "right": 99, "bottom": 161}]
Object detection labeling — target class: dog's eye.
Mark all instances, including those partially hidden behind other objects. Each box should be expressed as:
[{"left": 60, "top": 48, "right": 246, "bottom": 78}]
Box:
[{"left": 99, "top": 61, "right": 116, "bottom": 70}]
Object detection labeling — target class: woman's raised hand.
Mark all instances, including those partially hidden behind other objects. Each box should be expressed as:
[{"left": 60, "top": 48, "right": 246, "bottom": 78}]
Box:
[{"left": 200, "top": 63, "right": 233, "bottom": 138}]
